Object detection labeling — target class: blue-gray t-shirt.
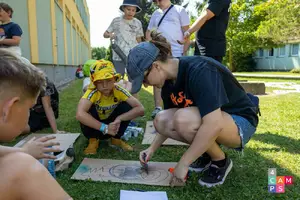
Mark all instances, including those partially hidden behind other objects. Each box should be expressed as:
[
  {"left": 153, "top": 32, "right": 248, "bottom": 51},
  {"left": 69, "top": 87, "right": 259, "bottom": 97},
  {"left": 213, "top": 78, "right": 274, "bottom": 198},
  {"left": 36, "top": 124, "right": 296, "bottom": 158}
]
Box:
[
  {"left": 161, "top": 56, "right": 258, "bottom": 127},
  {"left": 0, "top": 22, "right": 23, "bottom": 47}
]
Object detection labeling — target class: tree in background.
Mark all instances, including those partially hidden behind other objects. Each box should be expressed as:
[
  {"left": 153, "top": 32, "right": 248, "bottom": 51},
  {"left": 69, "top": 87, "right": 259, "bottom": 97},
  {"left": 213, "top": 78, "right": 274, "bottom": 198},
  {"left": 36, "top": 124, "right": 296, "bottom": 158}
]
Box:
[
  {"left": 92, "top": 47, "right": 107, "bottom": 60},
  {"left": 105, "top": 45, "right": 113, "bottom": 62},
  {"left": 223, "top": 0, "right": 299, "bottom": 71},
  {"left": 184, "top": 0, "right": 299, "bottom": 71},
  {"left": 255, "top": 0, "right": 300, "bottom": 44},
  {"left": 225, "top": 0, "right": 268, "bottom": 71}
]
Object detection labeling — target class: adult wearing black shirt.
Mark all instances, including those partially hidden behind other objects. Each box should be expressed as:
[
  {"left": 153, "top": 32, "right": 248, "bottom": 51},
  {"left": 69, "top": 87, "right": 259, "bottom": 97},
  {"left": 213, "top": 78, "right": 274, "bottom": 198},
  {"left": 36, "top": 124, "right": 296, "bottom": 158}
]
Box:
[
  {"left": 127, "top": 32, "right": 258, "bottom": 187},
  {"left": 181, "top": 0, "right": 231, "bottom": 63}
]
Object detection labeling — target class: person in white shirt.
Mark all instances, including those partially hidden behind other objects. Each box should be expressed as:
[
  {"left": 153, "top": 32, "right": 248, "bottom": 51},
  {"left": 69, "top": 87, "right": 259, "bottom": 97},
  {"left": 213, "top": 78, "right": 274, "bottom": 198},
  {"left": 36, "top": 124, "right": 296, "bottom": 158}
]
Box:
[{"left": 146, "top": 0, "right": 190, "bottom": 119}]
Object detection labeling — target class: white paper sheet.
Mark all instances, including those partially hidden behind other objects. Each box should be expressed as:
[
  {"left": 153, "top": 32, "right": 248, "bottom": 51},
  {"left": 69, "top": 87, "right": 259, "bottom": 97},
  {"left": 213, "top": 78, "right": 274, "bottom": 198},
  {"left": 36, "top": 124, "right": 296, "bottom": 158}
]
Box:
[{"left": 120, "top": 190, "right": 168, "bottom": 200}]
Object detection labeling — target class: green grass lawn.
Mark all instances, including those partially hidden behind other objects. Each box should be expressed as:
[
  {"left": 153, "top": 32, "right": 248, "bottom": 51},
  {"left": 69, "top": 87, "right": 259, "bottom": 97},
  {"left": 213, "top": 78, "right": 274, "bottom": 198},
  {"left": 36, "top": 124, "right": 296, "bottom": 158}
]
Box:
[
  {"left": 234, "top": 71, "right": 300, "bottom": 76},
  {"left": 265, "top": 87, "right": 296, "bottom": 93},
  {"left": 237, "top": 77, "right": 300, "bottom": 84},
  {"left": 7, "top": 80, "right": 300, "bottom": 199}
]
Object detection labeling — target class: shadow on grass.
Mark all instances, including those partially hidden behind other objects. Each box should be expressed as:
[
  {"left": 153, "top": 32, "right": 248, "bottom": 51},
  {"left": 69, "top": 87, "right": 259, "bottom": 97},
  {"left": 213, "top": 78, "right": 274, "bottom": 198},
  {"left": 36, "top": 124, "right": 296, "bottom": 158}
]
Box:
[{"left": 252, "top": 132, "right": 300, "bottom": 155}]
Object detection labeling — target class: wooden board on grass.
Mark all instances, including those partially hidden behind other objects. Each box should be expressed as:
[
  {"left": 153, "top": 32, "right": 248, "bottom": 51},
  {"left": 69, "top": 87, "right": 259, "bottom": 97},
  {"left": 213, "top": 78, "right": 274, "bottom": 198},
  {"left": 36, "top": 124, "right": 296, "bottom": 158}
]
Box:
[
  {"left": 71, "top": 158, "right": 178, "bottom": 186},
  {"left": 14, "top": 133, "right": 80, "bottom": 151}
]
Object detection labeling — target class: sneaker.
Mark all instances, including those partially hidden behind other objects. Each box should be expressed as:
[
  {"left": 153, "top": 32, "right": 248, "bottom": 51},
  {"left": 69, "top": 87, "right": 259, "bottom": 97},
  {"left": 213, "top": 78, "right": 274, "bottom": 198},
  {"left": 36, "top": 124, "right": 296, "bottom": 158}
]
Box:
[
  {"left": 84, "top": 138, "right": 99, "bottom": 155},
  {"left": 111, "top": 138, "right": 133, "bottom": 151},
  {"left": 189, "top": 155, "right": 211, "bottom": 172},
  {"left": 151, "top": 107, "right": 162, "bottom": 119},
  {"left": 198, "top": 157, "right": 233, "bottom": 187}
]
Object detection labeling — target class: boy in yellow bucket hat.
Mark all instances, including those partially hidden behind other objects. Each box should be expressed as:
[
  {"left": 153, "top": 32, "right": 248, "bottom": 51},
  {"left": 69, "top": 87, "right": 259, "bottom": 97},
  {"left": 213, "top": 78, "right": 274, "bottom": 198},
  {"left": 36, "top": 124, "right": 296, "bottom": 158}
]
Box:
[{"left": 76, "top": 60, "right": 144, "bottom": 154}]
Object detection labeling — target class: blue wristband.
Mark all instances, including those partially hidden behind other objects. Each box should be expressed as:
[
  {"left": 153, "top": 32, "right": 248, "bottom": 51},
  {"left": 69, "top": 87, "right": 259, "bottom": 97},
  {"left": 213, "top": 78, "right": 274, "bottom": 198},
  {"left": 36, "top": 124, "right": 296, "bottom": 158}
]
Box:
[{"left": 100, "top": 123, "right": 106, "bottom": 132}]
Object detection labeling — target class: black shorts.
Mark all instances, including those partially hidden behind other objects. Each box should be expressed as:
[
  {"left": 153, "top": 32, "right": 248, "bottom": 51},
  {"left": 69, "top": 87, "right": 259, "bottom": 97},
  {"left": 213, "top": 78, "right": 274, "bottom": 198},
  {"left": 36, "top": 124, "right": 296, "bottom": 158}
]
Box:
[
  {"left": 80, "top": 102, "right": 132, "bottom": 140},
  {"left": 28, "top": 111, "right": 50, "bottom": 133}
]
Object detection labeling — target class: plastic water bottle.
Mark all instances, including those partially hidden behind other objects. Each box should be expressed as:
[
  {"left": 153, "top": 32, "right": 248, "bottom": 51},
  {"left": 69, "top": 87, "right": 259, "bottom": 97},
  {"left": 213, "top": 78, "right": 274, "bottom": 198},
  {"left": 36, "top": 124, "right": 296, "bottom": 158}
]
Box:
[
  {"left": 47, "top": 146, "right": 56, "bottom": 178},
  {"left": 121, "top": 130, "right": 132, "bottom": 141},
  {"left": 127, "top": 127, "right": 143, "bottom": 137},
  {"left": 47, "top": 159, "right": 56, "bottom": 178},
  {"left": 39, "top": 146, "right": 56, "bottom": 178}
]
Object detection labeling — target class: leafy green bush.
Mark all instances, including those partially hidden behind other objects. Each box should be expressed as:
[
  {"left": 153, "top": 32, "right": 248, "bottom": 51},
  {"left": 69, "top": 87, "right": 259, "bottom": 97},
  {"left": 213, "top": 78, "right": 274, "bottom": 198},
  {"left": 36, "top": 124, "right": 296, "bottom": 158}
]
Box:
[{"left": 223, "top": 53, "right": 256, "bottom": 72}]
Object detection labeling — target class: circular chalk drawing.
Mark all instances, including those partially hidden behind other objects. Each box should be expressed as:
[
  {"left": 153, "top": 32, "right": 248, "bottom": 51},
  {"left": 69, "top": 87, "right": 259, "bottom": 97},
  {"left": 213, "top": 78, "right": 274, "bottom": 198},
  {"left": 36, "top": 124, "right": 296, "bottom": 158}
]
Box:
[{"left": 109, "top": 164, "right": 170, "bottom": 183}]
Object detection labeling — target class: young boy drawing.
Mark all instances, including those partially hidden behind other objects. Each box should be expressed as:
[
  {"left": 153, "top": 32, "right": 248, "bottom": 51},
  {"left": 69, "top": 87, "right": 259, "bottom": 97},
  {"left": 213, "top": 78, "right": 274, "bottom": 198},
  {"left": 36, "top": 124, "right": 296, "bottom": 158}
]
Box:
[
  {"left": 0, "top": 49, "right": 72, "bottom": 199},
  {"left": 76, "top": 60, "right": 144, "bottom": 155}
]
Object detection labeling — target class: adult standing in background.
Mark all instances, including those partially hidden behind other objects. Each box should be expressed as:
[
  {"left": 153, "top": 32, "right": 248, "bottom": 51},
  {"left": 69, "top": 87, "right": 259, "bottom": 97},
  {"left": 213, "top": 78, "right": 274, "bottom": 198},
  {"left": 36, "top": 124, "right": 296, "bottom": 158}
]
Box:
[
  {"left": 146, "top": 0, "right": 190, "bottom": 119},
  {"left": 181, "top": 0, "right": 231, "bottom": 63}
]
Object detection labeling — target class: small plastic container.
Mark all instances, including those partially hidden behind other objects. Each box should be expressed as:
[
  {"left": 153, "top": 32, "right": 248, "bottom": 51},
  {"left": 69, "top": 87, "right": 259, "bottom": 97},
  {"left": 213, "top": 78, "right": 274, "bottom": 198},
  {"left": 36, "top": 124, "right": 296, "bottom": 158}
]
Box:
[
  {"left": 121, "top": 130, "right": 132, "bottom": 141},
  {"left": 127, "top": 127, "right": 143, "bottom": 137},
  {"left": 39, "top": 146, "right": 56, "bottom": 178},
  {"left": 47, "top": 159, "right": 56, "bottom": 178}
]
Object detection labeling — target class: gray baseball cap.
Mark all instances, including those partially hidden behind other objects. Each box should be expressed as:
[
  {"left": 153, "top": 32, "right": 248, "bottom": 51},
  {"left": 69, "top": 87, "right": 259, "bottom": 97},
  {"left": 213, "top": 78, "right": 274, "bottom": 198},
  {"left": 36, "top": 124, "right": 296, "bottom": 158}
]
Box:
[{"left": 127, "top": 42, "right": 159, "bottom": 94}]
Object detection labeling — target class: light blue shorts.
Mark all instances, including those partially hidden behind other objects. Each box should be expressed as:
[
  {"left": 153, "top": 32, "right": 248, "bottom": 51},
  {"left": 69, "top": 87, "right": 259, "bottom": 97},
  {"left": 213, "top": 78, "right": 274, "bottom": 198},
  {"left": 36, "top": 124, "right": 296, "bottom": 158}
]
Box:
[{"left": 231, "top": 114, "right": 257, "bottom": 151}]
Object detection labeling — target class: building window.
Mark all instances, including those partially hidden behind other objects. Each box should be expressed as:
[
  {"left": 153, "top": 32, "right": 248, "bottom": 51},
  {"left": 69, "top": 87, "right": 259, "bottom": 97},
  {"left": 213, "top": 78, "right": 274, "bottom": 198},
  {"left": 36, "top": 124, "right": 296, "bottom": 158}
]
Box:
[
  {"left": 278, "top": 46, "right": 285, "bottom": 57},
  {"left": 268, "top": 48, "right": 274, "bottom": 57},
  {"left": 291, "top": 44, "right": 299, "bottom": 56},
  {"left": 258, "top": 48, "right": 264, "bottom": 57}
]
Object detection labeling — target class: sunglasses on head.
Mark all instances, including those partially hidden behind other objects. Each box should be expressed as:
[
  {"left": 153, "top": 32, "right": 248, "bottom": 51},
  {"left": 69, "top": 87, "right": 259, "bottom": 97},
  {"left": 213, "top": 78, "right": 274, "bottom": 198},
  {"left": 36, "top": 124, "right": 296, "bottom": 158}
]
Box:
[{"left": 152, "top": 0, "right": 162, "bottom": 3}]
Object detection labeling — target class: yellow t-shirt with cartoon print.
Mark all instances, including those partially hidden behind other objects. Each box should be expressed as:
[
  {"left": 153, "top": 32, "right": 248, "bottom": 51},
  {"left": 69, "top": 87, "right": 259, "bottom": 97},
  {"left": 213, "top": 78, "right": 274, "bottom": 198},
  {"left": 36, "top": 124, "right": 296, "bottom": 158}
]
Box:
[{"left": 82, "top": 85, "right": 132, "bottom": 120}]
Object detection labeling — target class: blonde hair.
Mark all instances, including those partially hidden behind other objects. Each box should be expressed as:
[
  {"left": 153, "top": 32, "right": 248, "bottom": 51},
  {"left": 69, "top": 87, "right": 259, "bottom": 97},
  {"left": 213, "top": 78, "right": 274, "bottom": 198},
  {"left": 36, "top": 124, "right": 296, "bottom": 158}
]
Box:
[
  {"left": 0, "top": 49, "right": 46, "bottom": 99},
  {"left": 150, "top": 31, "right": 172, "bottom": 62}
]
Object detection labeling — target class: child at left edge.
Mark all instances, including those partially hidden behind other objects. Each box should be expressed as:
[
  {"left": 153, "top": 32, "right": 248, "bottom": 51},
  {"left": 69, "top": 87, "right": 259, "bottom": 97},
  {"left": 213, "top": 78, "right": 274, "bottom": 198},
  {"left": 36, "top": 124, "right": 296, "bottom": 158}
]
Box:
[{"left": 76, "top": 60, "right": 145, "bottom": 154}]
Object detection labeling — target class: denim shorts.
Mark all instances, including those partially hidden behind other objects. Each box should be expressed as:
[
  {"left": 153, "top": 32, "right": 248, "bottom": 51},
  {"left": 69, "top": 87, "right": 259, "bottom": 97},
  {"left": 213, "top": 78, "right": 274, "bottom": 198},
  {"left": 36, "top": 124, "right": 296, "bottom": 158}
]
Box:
[{"left": 230, "top": 114, "right": 256, "bottom": 151}]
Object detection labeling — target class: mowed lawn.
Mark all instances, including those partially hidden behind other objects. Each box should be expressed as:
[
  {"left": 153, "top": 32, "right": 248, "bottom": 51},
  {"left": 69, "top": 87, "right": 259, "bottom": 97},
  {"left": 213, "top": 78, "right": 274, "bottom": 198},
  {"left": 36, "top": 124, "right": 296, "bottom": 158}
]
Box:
[
  {"left": 7, "top": 80, "right": 300, "bottom": 199},
  {"left": 234, "top": 71, "right": 300, "bottom": 76}
]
